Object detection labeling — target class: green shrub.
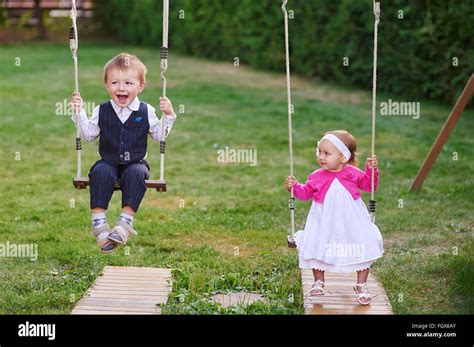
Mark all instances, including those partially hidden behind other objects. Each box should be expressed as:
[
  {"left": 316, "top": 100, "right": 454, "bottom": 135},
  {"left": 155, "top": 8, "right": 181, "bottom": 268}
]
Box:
[{"left": 92, "top": 0, "right": 473, "bottom": 103}]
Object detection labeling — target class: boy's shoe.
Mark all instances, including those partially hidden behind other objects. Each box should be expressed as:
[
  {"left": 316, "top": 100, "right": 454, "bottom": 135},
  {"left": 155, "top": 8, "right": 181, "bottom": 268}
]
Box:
[
  {"left": 108, "top": 221, "right": 137, "bottom": 245},
  {"left": 91, "top": 224, "right": 117, "bottom": 253}
]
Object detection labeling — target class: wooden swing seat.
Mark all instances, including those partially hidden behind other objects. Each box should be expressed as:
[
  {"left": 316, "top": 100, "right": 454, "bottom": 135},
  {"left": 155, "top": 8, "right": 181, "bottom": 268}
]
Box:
[{"left": 73, "top": 177, "right": 166, "bottom": 192}]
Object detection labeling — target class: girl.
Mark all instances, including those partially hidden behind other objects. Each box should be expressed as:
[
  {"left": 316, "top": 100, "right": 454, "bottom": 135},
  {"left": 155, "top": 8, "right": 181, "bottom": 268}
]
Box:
[{"left": 285, "top": 130, "right": 383, "bottom": 305}]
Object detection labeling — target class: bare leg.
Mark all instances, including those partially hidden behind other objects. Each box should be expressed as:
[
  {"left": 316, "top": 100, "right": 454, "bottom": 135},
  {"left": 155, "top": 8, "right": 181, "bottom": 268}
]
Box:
[
  {"left": 312, "top": 269, "right": 325, "bottom": 282},
  {"left": 122, "top": 205, "right": 135, "bottom": 217},
  {"left": 355, "top": 268, "right": 371, "bottom": 304},
  {"left": 92, "top": 207, "right": 105, "bottom": 214},
  {"left": 357, "top": 268, "right": 369, "bottom": 283}
]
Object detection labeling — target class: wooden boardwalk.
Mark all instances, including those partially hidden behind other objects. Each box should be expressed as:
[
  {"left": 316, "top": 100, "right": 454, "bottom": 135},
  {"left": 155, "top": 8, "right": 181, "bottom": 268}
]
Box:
[
  {"left": 72, "top": 266, "right": 172, "bottom": 315},
  {"left": 301, "top": 269, "right": 393, "bottom": 314}
]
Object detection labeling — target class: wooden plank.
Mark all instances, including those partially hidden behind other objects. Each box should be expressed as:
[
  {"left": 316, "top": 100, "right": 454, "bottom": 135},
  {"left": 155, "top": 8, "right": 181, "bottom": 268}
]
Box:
[
  {"left": 306, "top": 303, "right": 390, "bottom": 311},
  {"left": 301, "top": 269, "right": 393, "bottom": 315},
  {"left": 94, "top": 278, "right": 171, "bottom": 284},
  {"left": 102, "top": 266, "right": 170, "bottom": 274},
  {"left": 93, "top": 280, "right": 172, "bottom": 286},
  {"left": 304, "top": 292, "right": 390, "bottom": 301},
  {"left": 303, "top": 302, "right": 390, "bottom": 310},
  {"left": 71, "top": 309, "right": 154, "bottom": 315},
  {"left": 96, "top": 272, "right": 169, "bottom": 280},
  {"left": 76, "top": 298, "right": 164, "bottom": 308},
  {"left": 304, "top": 296, "right": 390, "bottom": 305},
  {"left": 411, "top": 74, "right": 474, "bottom": 191},
  {"left": 78, "top": 296, "right": 163, "bottom": 307},
  {"left": 99, "top": 269, "right": 172, "bottom": 276},
  {"left": 301, "top": 274, "right": 378, "bottom": 284},
  {"left": 84, "top": 293, "right": 169, "bottom": 301},
  {"left": 72, "top": 305, "right": 160, "bottom": 314},
  {"left": 72, "top": 266, "right": 172, "bottom": 315},
  {"left": 301, "top": 276, "right": 378, "bottom": 281},
  {"left": 305, "top": 308, "right": 390, "bottom": 315},
  {"left": 90, "top": 288, "right": 170, "bottom": 294},
  {"left": 82, "top": 289, "right": 169, "bottom": 297},
  {"left": 91, "top": 285, "right": 170, "bottom": 291},
  {"left": 103, "top": 265, "right": 171, "bottom": 273}
]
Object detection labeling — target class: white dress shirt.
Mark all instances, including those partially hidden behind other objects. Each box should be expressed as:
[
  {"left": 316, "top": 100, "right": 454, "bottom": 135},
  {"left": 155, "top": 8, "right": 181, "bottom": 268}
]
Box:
[{"left": 71, "top": 97, "right": 177, "bottom": 143}]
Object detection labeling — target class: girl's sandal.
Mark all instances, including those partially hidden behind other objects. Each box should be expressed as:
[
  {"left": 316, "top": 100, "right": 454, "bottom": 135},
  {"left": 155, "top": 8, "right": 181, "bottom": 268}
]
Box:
[
  {"left": 310, "top": 279, "right": 325, "bottom": 296},
  {"left": 353, "top": 283, "right": 371, "bottom": 305},
  {"left": 108, "top": 221, "right": 137, "bottom": 245},
  {"left": 92, "top": 224, "right": 117, "bottom": 253}
]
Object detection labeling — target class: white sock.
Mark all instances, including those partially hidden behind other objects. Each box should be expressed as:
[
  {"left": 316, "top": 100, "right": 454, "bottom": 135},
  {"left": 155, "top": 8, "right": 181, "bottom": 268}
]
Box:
[
  {"left": 92, "top": 212, "right": 108, "bottom": 239},
  {"left": 92, "top": 212, "right": 107, "bottom": 228},
  {"left": 118, "top": 212, "right": 134, "bottom": 226}
]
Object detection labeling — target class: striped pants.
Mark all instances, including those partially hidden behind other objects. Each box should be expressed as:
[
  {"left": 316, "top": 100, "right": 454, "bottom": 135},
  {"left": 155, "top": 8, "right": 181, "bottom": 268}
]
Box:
[{"left": 89, "top": 159, "right": 150, "bottom": 212}]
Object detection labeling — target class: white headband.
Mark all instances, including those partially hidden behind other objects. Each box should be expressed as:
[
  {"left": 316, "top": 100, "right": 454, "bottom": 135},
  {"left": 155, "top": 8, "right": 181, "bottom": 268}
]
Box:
[{"left": 318, "top": 134, "right": 351, "bottom": 162}]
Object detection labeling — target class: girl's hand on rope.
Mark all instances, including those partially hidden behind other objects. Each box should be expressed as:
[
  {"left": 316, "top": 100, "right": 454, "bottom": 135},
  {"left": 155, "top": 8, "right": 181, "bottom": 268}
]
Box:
[
  {"left": 366, "top": 154, "right": 378, "bottom": 169},
  {"left": 159, "top": 96, "right": 174, "bottom": 116},
  {"left": 70, "top": 92, "right": 84, "bottom": 116},
  {"left": 286, "top": 175, "right": 297, "bottom": 190}
]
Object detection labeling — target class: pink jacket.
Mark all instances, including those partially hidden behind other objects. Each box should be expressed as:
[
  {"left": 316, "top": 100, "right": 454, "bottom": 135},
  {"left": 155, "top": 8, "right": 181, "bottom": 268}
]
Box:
[{"left": 289, "top": 165, "right": 379, "bottom": 203}]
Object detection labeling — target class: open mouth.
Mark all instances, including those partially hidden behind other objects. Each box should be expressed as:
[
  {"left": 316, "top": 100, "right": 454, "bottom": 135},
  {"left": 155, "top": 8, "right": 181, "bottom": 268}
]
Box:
[{"left": 116, "top": 94, "right": 128, "bottom": 103}]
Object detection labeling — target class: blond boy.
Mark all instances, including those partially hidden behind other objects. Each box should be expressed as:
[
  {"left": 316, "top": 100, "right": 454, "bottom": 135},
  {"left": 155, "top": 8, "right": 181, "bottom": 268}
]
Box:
[{"left": 70, "top": 53, "right": 177, "bottom": 252}]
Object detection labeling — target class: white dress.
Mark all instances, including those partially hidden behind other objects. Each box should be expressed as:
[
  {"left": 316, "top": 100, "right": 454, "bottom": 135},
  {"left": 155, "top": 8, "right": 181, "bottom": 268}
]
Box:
[{"left": 294, "top": 178, "right": 384, "bottom": 273}]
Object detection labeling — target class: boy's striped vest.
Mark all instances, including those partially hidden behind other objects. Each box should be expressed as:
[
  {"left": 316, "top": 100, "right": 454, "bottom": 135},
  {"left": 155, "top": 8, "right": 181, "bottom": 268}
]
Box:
[{"left": 98, "top": 101, "right": 149, "bottom": 166}]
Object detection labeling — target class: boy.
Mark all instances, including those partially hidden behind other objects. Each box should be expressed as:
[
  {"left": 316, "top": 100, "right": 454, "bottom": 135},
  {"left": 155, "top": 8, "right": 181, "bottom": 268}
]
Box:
[{"left": 70, "top": 53, "right": 177, "bottom": 253}]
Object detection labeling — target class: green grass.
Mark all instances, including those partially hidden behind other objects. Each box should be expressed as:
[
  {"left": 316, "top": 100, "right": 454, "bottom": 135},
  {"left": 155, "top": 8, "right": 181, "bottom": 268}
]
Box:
[{"left": 0, "top": 42, "right": 473, "bottom": 314}]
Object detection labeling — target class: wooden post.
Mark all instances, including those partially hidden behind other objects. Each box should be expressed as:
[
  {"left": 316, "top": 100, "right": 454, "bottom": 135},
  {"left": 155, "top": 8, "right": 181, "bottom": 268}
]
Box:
[
  {"left": 411, "top": 74, "right": 474, "bottom": 191},
  {"left": 34, "top": 0, "right": 47, "bottom": 39}
]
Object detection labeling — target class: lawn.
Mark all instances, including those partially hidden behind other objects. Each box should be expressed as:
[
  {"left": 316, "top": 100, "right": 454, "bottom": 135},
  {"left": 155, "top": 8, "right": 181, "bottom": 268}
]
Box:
[{"left": 0, "top": 42, "right": 472, "bottom": 314}]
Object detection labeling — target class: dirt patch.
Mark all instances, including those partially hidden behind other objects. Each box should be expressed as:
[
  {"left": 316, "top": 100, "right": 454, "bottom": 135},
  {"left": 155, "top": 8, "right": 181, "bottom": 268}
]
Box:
[{"left": 211, "top": 292, "right": 267, "bottom": 307}]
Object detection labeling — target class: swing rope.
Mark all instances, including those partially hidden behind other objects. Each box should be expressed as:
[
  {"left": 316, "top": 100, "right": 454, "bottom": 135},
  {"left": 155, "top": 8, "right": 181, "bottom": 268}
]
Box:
[
  {"left": 282, "top": 0, "right": 296, "bottom": 247},
  {"left": 70, "top": 0, "right": 170, "bottom": 191},
  {"left": 159, "top": 0, "right": 170, "bottom": 182},
  {"left": 369, "top": 1, "right": 380, "bottom": 223},
  {"left": 69, "top": 0, "right": 81, "bottom": 179},
  {"left": 282, "top": 1, "right": 381, "bottom": 246}
]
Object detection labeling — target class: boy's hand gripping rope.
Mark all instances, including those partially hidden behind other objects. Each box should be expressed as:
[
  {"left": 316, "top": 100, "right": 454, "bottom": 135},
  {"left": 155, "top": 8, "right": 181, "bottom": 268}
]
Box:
[
  {"left": 159, "top": 0, "right": 169, "bottom": 181},
  {"left": 70, "top": 0, "right": 81, "bottom": 179}
]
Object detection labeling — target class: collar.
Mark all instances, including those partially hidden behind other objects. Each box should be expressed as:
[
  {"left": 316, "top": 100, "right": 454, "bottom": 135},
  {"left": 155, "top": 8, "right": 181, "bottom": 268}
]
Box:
[{"left": 110, "top": 97, "right": 140, "bottom": 114}]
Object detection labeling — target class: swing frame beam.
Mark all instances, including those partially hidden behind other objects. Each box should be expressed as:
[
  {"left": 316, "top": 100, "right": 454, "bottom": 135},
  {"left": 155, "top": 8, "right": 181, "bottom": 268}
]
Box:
[{"left": 411, "top": 74, "right": 474, "bottom": 191}]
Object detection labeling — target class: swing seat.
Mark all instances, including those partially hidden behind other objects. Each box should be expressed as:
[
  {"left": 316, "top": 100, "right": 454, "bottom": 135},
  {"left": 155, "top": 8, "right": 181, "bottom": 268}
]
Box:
[{"left": 73, "top": 177, "right": 166, "bottom": 192}]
